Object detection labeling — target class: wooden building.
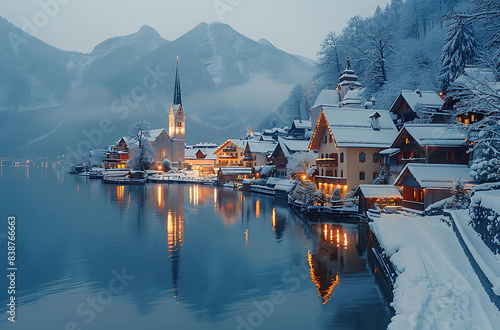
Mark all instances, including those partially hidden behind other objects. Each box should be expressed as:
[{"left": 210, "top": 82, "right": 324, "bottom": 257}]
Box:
[
  {"left": 381, "top": 124, "right": 470, "bottom": 183},
  {"left": 389, "top": 90, "right": 447, "bottom": 128},
  {"left": 393, "top": 163, "right": 475, "bottom": 212},
  {"left": 270, "top": 140, "right": 310, "bottom": 177},
  {"left": 354, "top": 185, "right": 402, "bottom": 215}
]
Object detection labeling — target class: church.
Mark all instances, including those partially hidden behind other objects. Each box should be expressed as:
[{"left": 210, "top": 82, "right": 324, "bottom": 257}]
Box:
[{"left": 103, "top": 58, "right": 186, "bottom": 169}]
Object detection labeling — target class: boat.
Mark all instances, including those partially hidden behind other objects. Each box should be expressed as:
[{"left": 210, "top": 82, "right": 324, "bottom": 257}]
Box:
[{"left": 102, "top": 171, "right": 147, "bottom": 185}]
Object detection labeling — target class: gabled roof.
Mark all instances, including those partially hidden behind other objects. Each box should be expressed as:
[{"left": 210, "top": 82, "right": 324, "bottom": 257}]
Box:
[
  {"left": 292, "top": 120, "right": 311, "bottom": 130},
  {"left": 354, "top": 185, "right": 402, "bottom": 199},
  {"left": 390, "top": 90, "right": 444, "bottom": 113},
  {"left": 394, "top": 163, "right": 475, "bottom": 189},
  {"left": 213, "top": 139, "right": 247, "bottom": 154},
  {"left": 313, "top": 89, "right": 341, "bottom": 108},
  {"left": 310, "top": 108, "right": 398, "bottom": 149},
  {"left": 272, "top": 139, "right": 310, "bottom": 158},
  {"left": 393, "top": 124, "right": 467, "bottom": 148},
  {"left": 120, "top": 128, "right": 168, "bottom": 146},
  {"left": 246, "top": 141, "right": 277, "bottom": 155}
]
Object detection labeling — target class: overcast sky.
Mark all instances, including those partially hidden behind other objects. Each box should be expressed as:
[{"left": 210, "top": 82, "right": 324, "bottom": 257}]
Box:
[{"left": 1, "top": 0, "right": 390, "bottom": 59}]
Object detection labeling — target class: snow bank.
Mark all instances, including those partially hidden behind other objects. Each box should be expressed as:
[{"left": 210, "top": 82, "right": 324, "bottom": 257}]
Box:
[
  {"left": 370, "top": 214, "right": 500, "bottom": 329},
  {"left": 450, "top": 210, "right": 500, "bottom": 295}
]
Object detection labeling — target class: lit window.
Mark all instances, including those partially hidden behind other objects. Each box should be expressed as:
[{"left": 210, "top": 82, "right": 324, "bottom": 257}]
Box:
[{"left": 373, "top": 172, "right": 378, "bottom": 180}]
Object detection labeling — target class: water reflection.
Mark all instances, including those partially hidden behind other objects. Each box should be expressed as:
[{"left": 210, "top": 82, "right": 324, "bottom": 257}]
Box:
[{"left": 0, "top": 167, "right": 390, "bottom": 329}]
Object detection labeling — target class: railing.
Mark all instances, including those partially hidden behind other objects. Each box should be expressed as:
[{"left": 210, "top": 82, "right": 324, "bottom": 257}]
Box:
[
  {"left": 315, "top": 176, "right": 347, "bottom": 185},
  {"left": 219, "top": 154, "right": 238, "bottom": 159},
  {"left": 223, "top": 148, "right": 237, "bottom": 153},
  {"left": 316, "top": 159, "right": 338, "bottom": 167},
  {"left": 402, "top": 200, "right": 424, "bottom": 211},
  {"left": 401, "top": 158, "right": 425, "bottom": 166}
]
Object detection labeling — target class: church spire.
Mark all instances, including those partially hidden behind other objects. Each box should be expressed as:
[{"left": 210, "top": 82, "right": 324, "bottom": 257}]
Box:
[{"left": 173, "top": 56, "right": 182, "bottom": 106}]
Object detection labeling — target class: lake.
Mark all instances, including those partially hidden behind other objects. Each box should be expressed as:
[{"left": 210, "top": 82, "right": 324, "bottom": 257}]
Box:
[{"left": 0, "top": 165, "right": 391, "bottom": 329}]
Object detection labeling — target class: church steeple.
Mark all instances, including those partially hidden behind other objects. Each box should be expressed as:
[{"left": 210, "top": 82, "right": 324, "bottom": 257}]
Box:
[{"left": 173, "top": 56, "right": 182, "bottom": 106}]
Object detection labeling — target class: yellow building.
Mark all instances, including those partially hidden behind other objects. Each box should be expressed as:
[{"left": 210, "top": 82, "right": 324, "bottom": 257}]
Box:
[
  {"left": 308, "top": 108, "right": 398, "bottom": 197},
  {"left": 213, "top": 139, "right": 247, "bottom": 167}
]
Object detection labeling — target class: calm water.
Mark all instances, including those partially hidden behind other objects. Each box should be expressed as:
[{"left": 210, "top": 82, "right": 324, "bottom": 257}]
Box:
[{"left": 0, "top": 165, "right": 391, "bottom": 330}]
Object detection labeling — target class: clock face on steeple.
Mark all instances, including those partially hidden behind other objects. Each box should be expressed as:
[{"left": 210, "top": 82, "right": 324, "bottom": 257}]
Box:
[{"left": 349, "top": 82, "right": 355, "bottom": 90}]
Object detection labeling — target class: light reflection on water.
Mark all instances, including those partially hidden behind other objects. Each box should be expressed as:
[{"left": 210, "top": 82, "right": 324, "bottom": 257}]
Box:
[{"left": 0, "top": 166, "right": 391, "bottom": 330}]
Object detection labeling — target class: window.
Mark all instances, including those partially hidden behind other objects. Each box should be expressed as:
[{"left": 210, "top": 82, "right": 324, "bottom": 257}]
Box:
[
  {"left": 373, "top": 153, "right": 379, "bottom": 163},
  {"left": 324, "top": 135, "right": 327, "bottom": 144},
  {"left": 161, "top": 150, "right": 166, "bottom": 160},
  {"left": 359, "top": 171, "right": 365, "bottom": 180},
  {"left": 321, "top": 153, "right": 324, "bottom": 159},
  {"left": 373, "top": 172, "right": 378, "bottom": 180},
  {"left": 340, "top": 153, "right": 344, "bottom": 163},
  {"left": 341, "top": 169, "right": 343, "bottom": 178},
  {"left": 359, "top": 152, "right": 365, "bottom": 163},
  {"left": 405, "top": 137, "right": 410, "bottom": 144},
  {"left": 334, "top": 170, "right": 337, "bottom": 177},
  {"left": 471, "top": 114, "right": 475, "bottom": 122},
  {"left": 447, "top": 150, "right": 455, "bottom": 162}
]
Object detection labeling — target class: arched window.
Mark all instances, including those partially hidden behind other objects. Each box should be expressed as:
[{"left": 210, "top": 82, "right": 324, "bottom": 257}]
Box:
[
  {"left": 359, "top": 152, "right": 365, "bottom": 162},
  {"left": 340, "top": 169, "right": 343, "bottom": 177},
  {"left": 340, "top": 153, "right": 344, "bottom": 163},
  {"left": 161, "top": 150, "right": 166, "bottom": 160}
]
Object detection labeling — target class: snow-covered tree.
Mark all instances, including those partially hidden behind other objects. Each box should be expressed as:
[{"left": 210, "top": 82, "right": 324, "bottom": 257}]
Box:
[
  {"left": 127, "top": 121, "right": 155, "bottom": 171},
  {"left": 449, "top": 68, "right": 500, "bottom": 183},
  {"left": 331, "top": 187, "right": 342, "bottom": 201},
  {"left": 286, "top": 151, "right": 318, "bottom": 178},
  {"left": 373, "top": 165, "right": 389, "bottom": 184},
  {"left": 447, "top": 179, "right": 471, "bottom": 209},
  {"left": 161, "top": 157, "right": 173, "bottom": 172},
  {"left": 439, "top": 20, "right": 476, "bottom": 92},
  {"left": 470, "top": 131, "right": 500, "bottom": 183}
]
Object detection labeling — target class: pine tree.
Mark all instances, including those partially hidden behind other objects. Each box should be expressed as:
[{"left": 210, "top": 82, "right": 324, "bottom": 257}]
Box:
[
  {"left": 448, "top": 180, "right": 471, "bottom": 210},
  {"left": 332, "top": 187, "right": 342, "bottom": 201},
  {"left": 439, "top": 20, "right": 476, "bottom": 92},
  {"left": 470, "top": 128, "right": 500, "bottom": 183}
]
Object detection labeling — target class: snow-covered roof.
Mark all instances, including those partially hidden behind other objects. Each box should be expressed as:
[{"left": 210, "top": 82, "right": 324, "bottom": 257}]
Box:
[
  {"left": 292, "top": 120, "right": 311, "bottom": 130},
  {"left": 313, "top": 89, "right": 341, "bottom": 108},
  {"left": 401, "top": 124, "right": 467, "bottom": 147},
  {"left": 453, "top": 67, "right": 500, "bottom": 92},
  {"left": 213, "top": 139, "right": 247, "bottom": 154},
  {"left": 340, "top": 89, "right": 362, "bottom": 106},
  {"left": 274, "top": 180, "right": 298, "bottom": 192},
  {"left": 394, "top": 163, "right": 475, "bottom": 189},
  {"left": 121, "top": 128, "right": 167, "bottom": 146},
  {"left": 219, "top": 167, "right": 253, "bottom": 175},
  {"left": 193, "top": 142, "right": 218, "bottom": 148},
  {"left": 355, "top": 185, "right": 402, "bottom": 199},
  {"left": 246, "top": 141, "right": 277, "bottom": 154},
  {"left": 393, "top": 90, "right": 444, "bottom": 111},
  {"left": 266, "top": 177, "right": 282, "bottom": 186},
  {"left": 322, "top": 108, "right": 398, "bottom": 148},
  {"left": 379, "top": 148, "right": 400, "bottom": 156}
]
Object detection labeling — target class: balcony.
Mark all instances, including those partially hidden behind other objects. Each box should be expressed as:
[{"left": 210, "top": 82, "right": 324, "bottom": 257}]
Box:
[
  {"left": 315, "top": 176, "right": 347, "bottom": 185},
  {"left": 401, "top": 158, "right": 425, "bottom": 167},
  {"left": 219, "top": 154, "right": 238, "bottom": 159},
  {"left": 244, "top": 156, "right": 254, "bottom": 161},
  {"left": 223, "top": 147, "right": 237, "bottom": 153},
  {"left": 316, "top": 159, "right": 338, "bottom": 167}
]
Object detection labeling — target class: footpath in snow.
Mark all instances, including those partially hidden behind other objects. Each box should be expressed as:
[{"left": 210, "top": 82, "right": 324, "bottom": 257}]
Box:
[{"left": 370, "top": 213, "right": 500, "bottom": 329}]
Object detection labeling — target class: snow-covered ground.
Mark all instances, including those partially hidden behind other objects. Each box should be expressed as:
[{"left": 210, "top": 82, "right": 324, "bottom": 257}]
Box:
[{"left": 370, "top": 213, "right": 500, "bottom": 329}]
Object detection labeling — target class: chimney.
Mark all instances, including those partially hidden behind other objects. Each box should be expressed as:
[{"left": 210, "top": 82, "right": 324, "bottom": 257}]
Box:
[{"left": 370, "top": 112, "right": 381, "bottom": 130}]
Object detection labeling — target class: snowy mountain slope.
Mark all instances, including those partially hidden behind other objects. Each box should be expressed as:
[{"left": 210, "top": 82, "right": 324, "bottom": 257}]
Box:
[{"left": 0, "top": 18, "right": 316, "bottom": 158}]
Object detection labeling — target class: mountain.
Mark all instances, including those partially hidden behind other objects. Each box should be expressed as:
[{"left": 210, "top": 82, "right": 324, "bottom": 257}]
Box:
[{"left": 0, "top": 19, "right": 316, "bottom": 159}]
